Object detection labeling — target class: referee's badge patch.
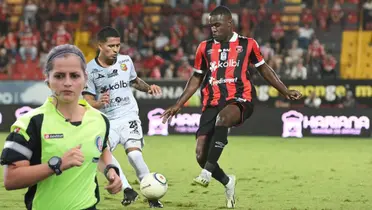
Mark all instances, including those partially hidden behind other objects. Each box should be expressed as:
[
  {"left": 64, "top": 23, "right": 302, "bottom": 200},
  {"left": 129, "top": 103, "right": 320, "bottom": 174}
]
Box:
[{"left": 96, "top": 136, "right": 103, "bottom": 152}]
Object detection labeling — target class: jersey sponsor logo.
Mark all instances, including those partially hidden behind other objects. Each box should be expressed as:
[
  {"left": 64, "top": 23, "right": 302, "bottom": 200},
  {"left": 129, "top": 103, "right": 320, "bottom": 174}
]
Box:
[
  {"left": 105, "top": 80, "right": 129, "bottom": 90},
  {"left": 96, "top": 74, "right": 105, "bottom": 79},
  {"left": 44, "top": 134, "right": 64, "bottom": 139},
  {"left": 108, "top": 69, "right": 118, "bottom": 78},
  {"left": 129, "top": 120, "right": 140, "bottom": 135},
  {"left": 106, "top": 96, "right": 130, "bottom": 107},
  {"left": 209, "top": 60, "right": 240, "bottom": 72},
  {"left": 209, "top": 77, "right": 238, "bottom": 86},
  {"left": 120, "top": 63, "right": 128, "bottom": 71},
  {"left": 92, "top": 68, "right": 102, "bottom": 73},
  {"left": 96, "top": 136, "right": 103, "bottom": 152}
]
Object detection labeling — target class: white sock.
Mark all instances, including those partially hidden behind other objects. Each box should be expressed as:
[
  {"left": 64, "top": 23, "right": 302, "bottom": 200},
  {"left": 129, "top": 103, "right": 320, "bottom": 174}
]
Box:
[
  {"left": 127, "top": 150, "right": 150, "bottom": 181},
  {"left": 111, "top": 154, "right": 132, "bottom": 190}
]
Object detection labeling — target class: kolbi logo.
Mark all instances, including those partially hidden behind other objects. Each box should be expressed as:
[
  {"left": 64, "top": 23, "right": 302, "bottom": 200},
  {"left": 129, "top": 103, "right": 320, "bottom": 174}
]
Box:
[
  {"left": 107, "top": 80, "right": 129, "bottom": 90},
  {"left": 209, "top": 59, "right": 240, "bottom": 72}
]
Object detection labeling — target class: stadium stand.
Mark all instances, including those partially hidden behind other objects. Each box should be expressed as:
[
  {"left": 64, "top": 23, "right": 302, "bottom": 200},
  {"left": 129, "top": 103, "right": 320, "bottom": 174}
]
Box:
[{"left": 0, "top": 0, "right": 370, "bottom": 81}]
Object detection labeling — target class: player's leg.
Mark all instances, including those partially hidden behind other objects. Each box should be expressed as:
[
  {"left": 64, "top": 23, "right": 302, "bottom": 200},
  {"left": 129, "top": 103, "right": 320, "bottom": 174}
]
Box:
[
  {"left": 108, "top": 126, "right": 139, "bottom": 206},
  {"left": 123, "top": 119, "right": 163, "bottom": 208}
]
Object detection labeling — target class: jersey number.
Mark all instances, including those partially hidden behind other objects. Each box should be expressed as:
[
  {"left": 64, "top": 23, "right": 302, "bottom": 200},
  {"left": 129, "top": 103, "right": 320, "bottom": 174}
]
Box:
[{"left": 129, "top": 121, "right": 139, "bottom": 133}]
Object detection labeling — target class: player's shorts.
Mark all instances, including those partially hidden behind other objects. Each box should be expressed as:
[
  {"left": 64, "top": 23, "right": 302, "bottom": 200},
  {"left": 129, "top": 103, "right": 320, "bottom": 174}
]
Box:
[
  {"left": 108, "top": 117, "right": 144, "bottom": 151},
  {"left": 196, "top": 99, "right": 254, "bottom": 138}
]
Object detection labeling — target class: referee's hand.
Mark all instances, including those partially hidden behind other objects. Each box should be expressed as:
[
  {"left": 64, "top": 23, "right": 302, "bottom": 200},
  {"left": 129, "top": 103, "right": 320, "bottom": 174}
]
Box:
[
  {"left": 104, "top": 169, "right": 122, "bottom": 194},
  {"left": 60, "top": 144, "right": 84, "bottom": 171}
]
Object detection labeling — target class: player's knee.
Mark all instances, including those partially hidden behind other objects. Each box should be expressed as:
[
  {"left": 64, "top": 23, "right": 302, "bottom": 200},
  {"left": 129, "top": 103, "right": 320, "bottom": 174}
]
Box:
[
  {"left": 215, "top": 114, "right": 231, "bottom": 127},
  {"left": 125, "top": 147, "right": 141, "bottom": 155}
]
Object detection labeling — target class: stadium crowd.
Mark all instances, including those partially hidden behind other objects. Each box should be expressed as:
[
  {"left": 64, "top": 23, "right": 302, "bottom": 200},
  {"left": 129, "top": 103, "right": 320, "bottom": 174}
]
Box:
[{"left": 0, "top": 0, "right": 369, "bottom": 81}]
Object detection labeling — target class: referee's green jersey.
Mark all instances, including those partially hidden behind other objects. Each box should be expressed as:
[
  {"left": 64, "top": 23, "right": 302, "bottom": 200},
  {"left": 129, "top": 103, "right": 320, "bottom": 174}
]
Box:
[{"left": 0, "top": 97, "right": 110, "bottom": 210}]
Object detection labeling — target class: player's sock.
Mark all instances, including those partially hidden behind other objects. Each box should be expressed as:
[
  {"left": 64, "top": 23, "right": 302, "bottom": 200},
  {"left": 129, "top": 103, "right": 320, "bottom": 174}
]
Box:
[
  {"left": 127, "top": 150, "right": 150, "bottom": 181},
  {"left": 111, "top": 154, "right": 132, "bottom": 190},
  {"left": 205, "top": 126, "right": 229, "bottom": 172},
  {"left": 212, "top": 163, "right": 230, "bottom": 186}
]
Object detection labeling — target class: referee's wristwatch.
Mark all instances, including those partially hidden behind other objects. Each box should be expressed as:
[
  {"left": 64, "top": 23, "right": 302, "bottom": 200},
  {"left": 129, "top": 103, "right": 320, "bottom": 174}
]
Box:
[{"left": 48, "top": 156, "right": 62, "bottom": 176}]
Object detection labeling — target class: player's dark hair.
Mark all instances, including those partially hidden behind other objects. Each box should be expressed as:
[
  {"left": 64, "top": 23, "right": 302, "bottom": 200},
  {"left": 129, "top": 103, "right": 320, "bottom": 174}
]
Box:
[
  {"left": 97, "top": 26, "right": 120, "bottom": 43},
  {"left": 209, "top": 6, "right": 232, "bottom": 18}
]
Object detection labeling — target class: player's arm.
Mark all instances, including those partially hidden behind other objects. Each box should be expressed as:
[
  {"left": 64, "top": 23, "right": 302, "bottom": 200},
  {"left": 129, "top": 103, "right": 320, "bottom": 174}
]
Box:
[
  {"left": 174, "top": 72, "right": 204, "bottom": 107},
  {"left": 161, "top": 42, "right": 206, "bottom": 123},
  {"left": 128, "top": 58, "right": 161, "bottom": 95},
  {"left": 83, "top": 93, "right": 105, "bottom": 109},
  {"left": 257, "top": 63, "right": 290, "bottom": 96},
  {"left": 250, "top": 39, "right": 302, "bottom": 100},
  {"left": 1, "top": 121, "right": 54, "bottom": 190},
  {"left": 130, "top": 77, "right": 151, "bottom": 92},
  {"left": 174, "top": 42, "right": 207, "bottom": 107}
]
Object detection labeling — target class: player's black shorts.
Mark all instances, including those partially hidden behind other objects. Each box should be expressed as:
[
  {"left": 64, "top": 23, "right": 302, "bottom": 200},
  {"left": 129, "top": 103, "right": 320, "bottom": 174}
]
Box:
[{"left": 196, "top": 99, "right": 254, "bottom": 138}]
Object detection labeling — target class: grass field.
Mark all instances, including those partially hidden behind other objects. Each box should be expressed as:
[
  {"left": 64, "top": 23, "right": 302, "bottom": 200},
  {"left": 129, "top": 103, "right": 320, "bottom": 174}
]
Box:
[{"left": 0, "top": 134, "right": 372, "bottom": 210}]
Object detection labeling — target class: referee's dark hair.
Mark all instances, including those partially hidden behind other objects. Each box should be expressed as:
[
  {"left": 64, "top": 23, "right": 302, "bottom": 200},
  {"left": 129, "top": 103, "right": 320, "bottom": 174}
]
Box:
[
  {"left": 210, "top": 6, "right": 232, "bottom": 19},
  {"left": 97, "top": 26, "right": 120, "bottom": 43}
]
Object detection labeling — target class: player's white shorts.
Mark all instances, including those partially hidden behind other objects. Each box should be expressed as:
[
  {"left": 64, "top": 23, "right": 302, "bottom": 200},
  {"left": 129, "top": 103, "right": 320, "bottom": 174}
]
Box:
[{"left": 108, "top": 118, "right": 144, "bottom": 151}]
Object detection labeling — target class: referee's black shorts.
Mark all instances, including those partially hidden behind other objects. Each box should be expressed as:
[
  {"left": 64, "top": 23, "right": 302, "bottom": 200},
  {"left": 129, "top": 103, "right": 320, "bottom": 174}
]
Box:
[{"left": 196, "top": 99, "right": 254, "bottom": 138}]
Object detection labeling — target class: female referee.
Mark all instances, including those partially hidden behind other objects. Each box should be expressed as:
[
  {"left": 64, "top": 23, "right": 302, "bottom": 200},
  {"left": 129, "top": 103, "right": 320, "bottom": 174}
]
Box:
[{"left": 0, "top": 44, "right": 122, "bottom": 210}]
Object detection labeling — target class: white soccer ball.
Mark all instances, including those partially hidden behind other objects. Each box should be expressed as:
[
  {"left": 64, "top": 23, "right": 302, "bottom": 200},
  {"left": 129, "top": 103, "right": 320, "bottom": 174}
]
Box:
[{"left": 140, "top": 172, "right": 168, "bottom": 200}]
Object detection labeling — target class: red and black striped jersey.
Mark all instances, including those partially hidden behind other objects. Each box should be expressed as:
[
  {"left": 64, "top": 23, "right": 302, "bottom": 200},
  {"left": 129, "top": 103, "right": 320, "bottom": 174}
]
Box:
[{"left": 193, "top": 32, "right": 265, "bottom": 110}]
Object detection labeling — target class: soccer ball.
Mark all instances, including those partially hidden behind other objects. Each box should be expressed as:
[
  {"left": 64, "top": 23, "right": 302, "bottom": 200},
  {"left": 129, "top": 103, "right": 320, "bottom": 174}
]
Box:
[{"left": 140, "top": 172, "right": 168, "bottom": 200}]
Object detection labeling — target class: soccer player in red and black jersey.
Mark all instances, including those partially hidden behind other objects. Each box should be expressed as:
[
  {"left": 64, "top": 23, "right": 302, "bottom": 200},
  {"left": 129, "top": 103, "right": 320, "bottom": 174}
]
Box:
[{"left": 161, "top": 6, "right": 302, "bottom": 208}]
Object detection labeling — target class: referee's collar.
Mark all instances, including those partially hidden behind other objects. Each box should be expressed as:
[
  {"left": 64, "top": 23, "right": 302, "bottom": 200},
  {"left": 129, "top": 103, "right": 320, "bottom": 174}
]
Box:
[
  {"left": 45, "top": 97, "right": 91, "bottom": 108},
  {"left": 214, "top": 32, "right": 238, "bottom": 44}
]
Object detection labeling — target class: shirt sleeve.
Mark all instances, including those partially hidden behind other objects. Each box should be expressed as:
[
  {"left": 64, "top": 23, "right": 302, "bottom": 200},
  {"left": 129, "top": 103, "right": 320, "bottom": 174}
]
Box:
[
  {"left": 193, "top": 41, "right": 208, "bottom": 75},
  {"left": 128, "top": 57, "right": 137, "bottom": 81},
  {"left": 0, "top": 115, "right": 41, "bottom": 165},
  {"left": 249, "top": 38, "right": 265, "bottom": 68},
  {"left": 100, "top": 114, "right": 110, "bottom": 151},
  {"left": 82, "top": 67, "right": 97, "bottom": 96}
]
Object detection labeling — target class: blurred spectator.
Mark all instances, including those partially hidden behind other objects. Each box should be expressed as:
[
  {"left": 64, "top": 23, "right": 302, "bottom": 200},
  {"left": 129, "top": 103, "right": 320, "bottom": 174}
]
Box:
[
  {"left": 0, "top": 47, "right": 11, "bottom": 77},
  {"left": 363, "top": 0, "right": 372, "bottom": 29},
  {"left": 297, "top": 23, "right": 314, "bottom": 49},
  {"left": 290, "top": 59, "right": 307, "bottom": 80},
  {"left": 123, "top": 20, "right": 139, "bottom": 46},
  {"left": 339, "top": 91, "right": 356, "bottom": 108},
  {"left": 19, "top": 26, "right": 38, "bottom": 62},
  {"left": 164, "top": 63, "right": 175, "bottom": 79},
  {"left": 301, "top": 8, "right": 314, "bottom": 25},
  {"left": 176, "top": 58, "right": 192, "bottom": 80},
  {"left": 317, "top": 5, "right": 330, "bottom": 30},
  {"left": 0, "top": 2, "right": 10, "bottom": 36},
  {"left": 52, "top": 24, "right": 72, "bottom": 46},
  {"left": 35, "top": 1, "right": 50, "bottom": 31},
  {"left": 331, "top": 1, "right": 344, "bottom": 24},
  {"left": 287, "top": 39, "right": 304, "bottom": 65},
  {"left": 143, "top": 49, "right": 165, "bottom": 78},
  {"left": 24, "top": 0, "right": 38, "bottom": 26},
  {"left": 322, "top": 53, "right": 337, "bottom": 79},
  {"left": 305, "top": 91, "right": 322, "bottom": 108},
  {"left": 307, "top": 39, "right": 325, "bottom": 78},
  {"left": 4, "top": 32, "right": 17, "bottom": 61},
  {"left": 39, "top": 41, "right": 49, "bottom": 69},
  {"left": 260, "top": 42, "right": 275, "bottom": 66},
  {"left": 270, "top": 22, "right": 285, "bottom": 51}
]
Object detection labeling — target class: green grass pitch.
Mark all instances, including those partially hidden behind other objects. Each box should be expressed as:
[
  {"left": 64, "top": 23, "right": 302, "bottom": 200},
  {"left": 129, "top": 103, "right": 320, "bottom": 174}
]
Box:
[{"left": 0, "top": 133, "right": 372, "bottom": 210}]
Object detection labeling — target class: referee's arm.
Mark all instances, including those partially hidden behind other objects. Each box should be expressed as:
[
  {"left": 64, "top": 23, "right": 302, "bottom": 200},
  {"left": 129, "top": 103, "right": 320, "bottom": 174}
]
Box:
[{"left": 1, "top": 120, "right": 55, "bottom": 190}]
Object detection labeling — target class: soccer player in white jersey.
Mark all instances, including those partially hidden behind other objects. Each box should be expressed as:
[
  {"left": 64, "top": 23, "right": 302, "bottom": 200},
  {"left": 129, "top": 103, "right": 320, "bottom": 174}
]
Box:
[{"left": 82, "top": 27, "right": 163, "bottom": 208}]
